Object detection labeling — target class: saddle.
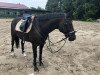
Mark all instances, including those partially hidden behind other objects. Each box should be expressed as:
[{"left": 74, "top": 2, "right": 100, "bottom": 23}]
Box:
[{"left": 15, "top": 15, "right": 35, "bottom": 33}]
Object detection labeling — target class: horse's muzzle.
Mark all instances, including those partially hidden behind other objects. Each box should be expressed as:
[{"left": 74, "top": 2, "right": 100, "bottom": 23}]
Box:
[
  {"left": 68, "top": 31, "right": 76, "bottom": 41},
  {"left": 65, "top": 31, "right": 76, "bottom": 41},
  {"left": 68, "top": 35, "right": 76, "bottom": 41}
]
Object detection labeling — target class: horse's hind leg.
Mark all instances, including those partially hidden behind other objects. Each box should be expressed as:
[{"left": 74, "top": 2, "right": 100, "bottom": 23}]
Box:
[
  {"left": 21, "top": 40, "right": 26, "bottom": 56},
  {"left": 11, "top": 37, "right": 15, "bottom": 55}
]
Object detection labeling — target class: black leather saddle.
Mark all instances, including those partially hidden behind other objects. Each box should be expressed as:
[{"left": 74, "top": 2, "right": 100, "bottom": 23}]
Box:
[{"left": 20, "top": 14, "right": 31, "bottom": 32}]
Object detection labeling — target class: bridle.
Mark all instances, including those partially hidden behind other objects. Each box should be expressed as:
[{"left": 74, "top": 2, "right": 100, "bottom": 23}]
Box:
[
  {"left": 69, "top": 31, "right": 76, "bottom": 34},
  {"left": 68, "top": 31, "right": 76, "bottom": 37},
  {"left": 46, "top": 35, "right": 67, "bottom": 53}
]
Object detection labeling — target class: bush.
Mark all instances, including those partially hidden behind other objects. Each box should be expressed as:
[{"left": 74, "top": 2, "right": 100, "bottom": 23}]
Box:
[
  {"left": 86, "top": 18, "right": 93, "bottom": 22},
  {"left": 97, "top": 19, "right": 100, "bottom": 23}
]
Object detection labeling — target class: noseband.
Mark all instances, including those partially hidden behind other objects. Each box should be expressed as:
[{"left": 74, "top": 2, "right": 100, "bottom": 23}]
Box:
[
  {"left": 68, "top": 31, "right": 76, "bottom": 37},
  {"left": 69, "top": 31, "right": 76, "bottom": 34}
]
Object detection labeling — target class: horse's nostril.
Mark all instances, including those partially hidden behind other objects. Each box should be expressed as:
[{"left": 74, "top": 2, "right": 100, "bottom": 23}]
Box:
[
  {"left": 65, "top": 34, "right": 68, "bottom": 37},
  {"left": 68, "top": 35, "right": 76, "bottom": 41}
]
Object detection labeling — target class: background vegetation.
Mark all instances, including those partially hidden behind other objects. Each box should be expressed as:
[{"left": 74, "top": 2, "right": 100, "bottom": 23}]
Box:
[{"left": 46, "top": 0, "right": 100, "bottom": 21}]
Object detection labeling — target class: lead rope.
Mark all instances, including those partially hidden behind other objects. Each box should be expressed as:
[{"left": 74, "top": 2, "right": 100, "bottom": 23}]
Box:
[{"left": 46, "top": 35, "right": 67, "bottom": 53}]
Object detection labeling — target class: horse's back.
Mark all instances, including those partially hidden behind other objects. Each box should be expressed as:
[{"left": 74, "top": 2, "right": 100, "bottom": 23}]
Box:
[{"left": 37, "top": 13, "right": 65, "bottom": 21}]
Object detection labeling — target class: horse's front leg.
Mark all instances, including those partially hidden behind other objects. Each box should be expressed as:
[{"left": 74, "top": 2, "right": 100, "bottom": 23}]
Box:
[
  {"left": 39, "top": 42, "right": 45, "bottom": 66},
  {"left": 32, "top": 44, "right": 39, "bottom": 71},
  {"left": 39, "top": 36, "right": 48, "bottom": 66}
]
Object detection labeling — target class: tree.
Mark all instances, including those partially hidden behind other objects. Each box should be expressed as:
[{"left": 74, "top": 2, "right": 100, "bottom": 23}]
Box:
[
  {"left": 46, "top": 0, "right": 61, "bottom": 12},
  {"left": 46, "top": 0, "right": 100, "bottom": 20},
  {"left": 37, "top": 6, "right": 44, "bottom": 10},
  {"left": 62, "top": 0, "right": 73, "bottom": 12},
  {"left": 30, "top": 7, "right": 37, "bottom": 10},
  {"left": 46, "top": 0, "right": 73, "bottom": 12}
]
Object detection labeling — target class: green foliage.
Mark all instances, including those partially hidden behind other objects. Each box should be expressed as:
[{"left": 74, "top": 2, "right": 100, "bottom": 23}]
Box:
[
  {"left": 37, "top": 6, "right": 45, "bottom": 10},
  {"left": 46, "top": 0, "right": 60, "bottom": 12},
  {"left": 86, "top": 18, "right": 93, "bottom": 22},
  {"left": 62, "top": 0, "right": 73, "bottom": 12},
  {"left": 31, "top": 7, "right": 44, "bottom": 10},
  {"left": 30, "top": 7, "right": 37, "bottom": 10},
  {"left": 46, "top": 0, "right": 73, "bottom": 12},
  {"left": 46, "top": 0, "right": 100, "bottom": 20}
]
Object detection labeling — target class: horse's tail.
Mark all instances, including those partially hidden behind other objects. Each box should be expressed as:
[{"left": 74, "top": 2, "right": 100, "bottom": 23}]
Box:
[{"left": 14, "top": 36, "right": 19, "bottom": 48}]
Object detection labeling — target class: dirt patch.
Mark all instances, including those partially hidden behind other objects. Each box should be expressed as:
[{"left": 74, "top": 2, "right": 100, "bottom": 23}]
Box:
[{"left": 0, "top": 19, "right": 100, "bottom": 75}]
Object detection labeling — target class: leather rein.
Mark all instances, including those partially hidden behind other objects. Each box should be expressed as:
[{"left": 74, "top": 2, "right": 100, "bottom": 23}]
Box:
[{"left": 46, "top": 36, "right": 67, "bottom": 53}]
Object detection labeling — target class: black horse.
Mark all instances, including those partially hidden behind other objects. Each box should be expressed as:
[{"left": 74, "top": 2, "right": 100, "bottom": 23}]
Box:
[{"left": 11, "top": 13, "right": 76, "bottom": 71}]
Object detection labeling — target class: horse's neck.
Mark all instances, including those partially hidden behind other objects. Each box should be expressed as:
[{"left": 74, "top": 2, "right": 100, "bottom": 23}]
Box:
[{"left": 41, "top": 19, "right": 60, "bottom": 35}]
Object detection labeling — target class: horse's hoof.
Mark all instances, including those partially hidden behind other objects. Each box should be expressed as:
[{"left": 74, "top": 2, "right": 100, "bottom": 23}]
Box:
[
  {"left": 29, "top": 73, "right": 34, "bottom": 75},
  {"left": 34, "top": 67, "right": 39, "bottom": 72},
  {"left": 23, "top": 53, "right": 27, "bottom": 57},
  {"left": 11, "top": 52, "right": 15, "bottom": 56},
  {"left": 39, "top": 62, "right": 44, "bottom": 66}
]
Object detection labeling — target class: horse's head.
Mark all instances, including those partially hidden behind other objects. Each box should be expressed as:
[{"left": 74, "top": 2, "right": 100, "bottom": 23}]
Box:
[{"left": 58, "top": 15, "right": 76, "bottom": 41}]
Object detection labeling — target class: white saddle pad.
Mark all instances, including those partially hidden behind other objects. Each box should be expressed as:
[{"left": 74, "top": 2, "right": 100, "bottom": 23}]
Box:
[{"left": 15, "top": 16, "right": 35, "bottom": 33}]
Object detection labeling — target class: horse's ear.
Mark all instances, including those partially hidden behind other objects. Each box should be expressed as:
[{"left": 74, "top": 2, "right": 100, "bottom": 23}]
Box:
[{"left": 66, "top": 11, "right": 73, "bottom": 19}]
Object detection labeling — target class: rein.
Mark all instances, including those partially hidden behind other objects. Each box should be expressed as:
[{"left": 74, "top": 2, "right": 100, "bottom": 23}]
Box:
[{"left": 46, "top": 36, "right": 66, "bottom": 53}]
